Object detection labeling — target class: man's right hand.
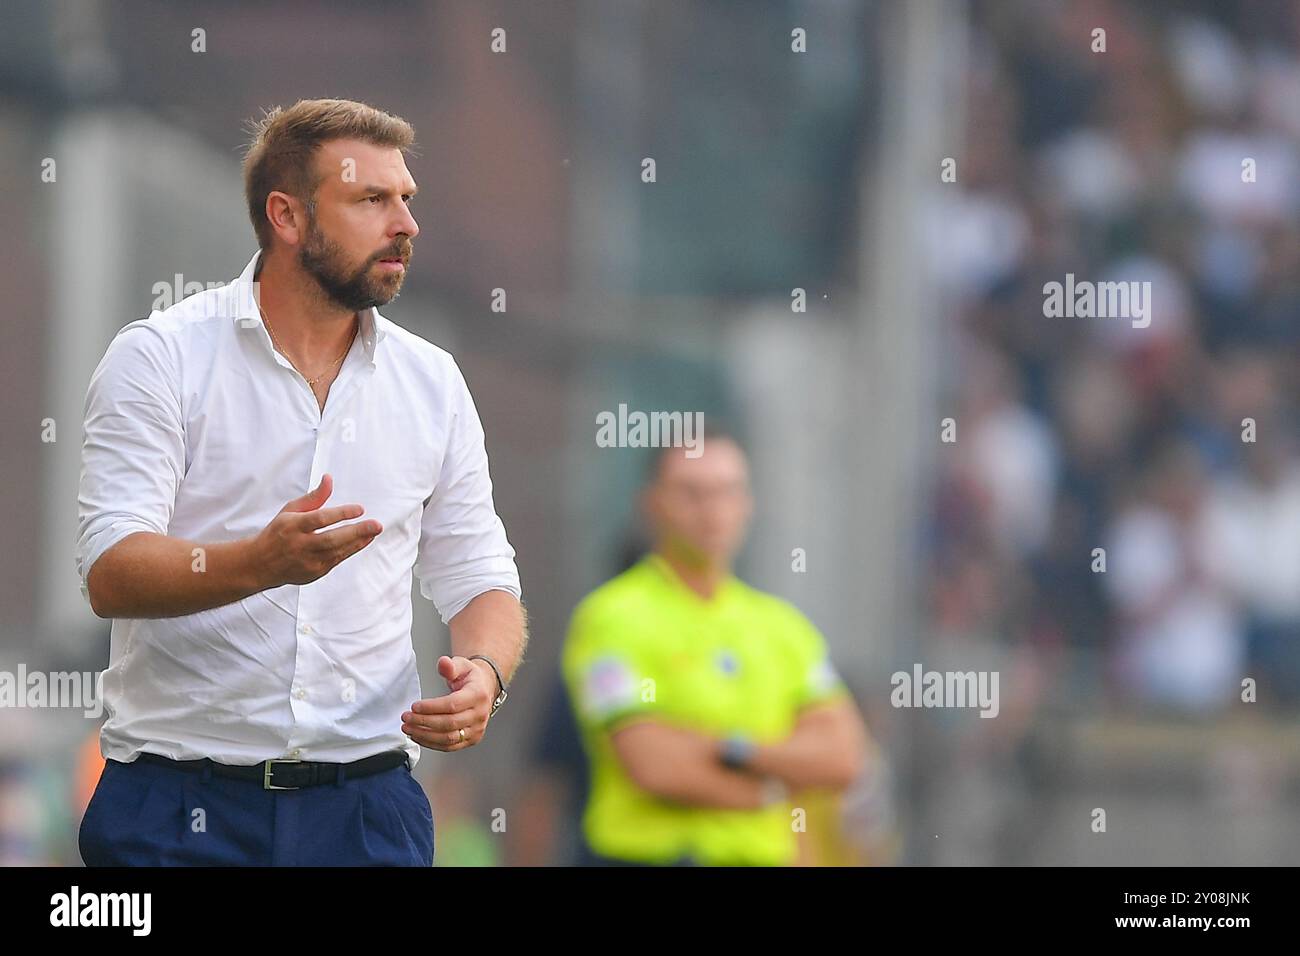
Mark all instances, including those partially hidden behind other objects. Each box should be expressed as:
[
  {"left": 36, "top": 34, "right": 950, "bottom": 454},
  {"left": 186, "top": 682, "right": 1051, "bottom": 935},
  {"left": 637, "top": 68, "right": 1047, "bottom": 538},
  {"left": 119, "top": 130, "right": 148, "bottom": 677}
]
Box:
[
  {"left": 252, "top": 473, "right": 382, "bottom": 588},
  {"left": 86, "top": 473, "right": 383, "bottom": 619}
]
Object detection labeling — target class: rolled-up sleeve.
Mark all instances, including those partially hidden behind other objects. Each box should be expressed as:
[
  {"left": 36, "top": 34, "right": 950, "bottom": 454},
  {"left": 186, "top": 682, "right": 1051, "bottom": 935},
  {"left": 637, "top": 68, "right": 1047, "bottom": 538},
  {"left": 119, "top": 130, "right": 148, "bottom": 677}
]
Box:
[
  {"left": 75, "top": 320, "right": 184, "bottom": 604},
  {"left": 414, "top": 358, "right": 521, "bottom": 624}
]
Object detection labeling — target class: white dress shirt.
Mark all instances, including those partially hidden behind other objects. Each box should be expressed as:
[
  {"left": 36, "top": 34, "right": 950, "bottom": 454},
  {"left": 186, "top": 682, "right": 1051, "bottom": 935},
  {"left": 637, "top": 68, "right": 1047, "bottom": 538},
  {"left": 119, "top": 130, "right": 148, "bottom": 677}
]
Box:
[{"left": 76, "top": 250, "right": 522, "bottom": 768}]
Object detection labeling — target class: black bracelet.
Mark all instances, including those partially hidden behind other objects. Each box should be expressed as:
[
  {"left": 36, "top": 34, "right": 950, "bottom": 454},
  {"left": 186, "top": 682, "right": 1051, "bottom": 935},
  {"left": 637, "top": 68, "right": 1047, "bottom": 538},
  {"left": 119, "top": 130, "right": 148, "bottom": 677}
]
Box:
[{"left": 468, "top": 654, "right": 508, "bottom": 712}]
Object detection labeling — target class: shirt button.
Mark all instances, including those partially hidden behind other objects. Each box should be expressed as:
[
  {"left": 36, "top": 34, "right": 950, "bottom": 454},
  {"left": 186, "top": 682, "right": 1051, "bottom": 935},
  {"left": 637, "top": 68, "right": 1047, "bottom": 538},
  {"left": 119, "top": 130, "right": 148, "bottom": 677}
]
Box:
[
  {"left": 298, "top": 623, "right": 312, "bottom": 635},
  {"left": 292, "top": 686, "right": 307, "bottom": 700},
  {"left": 290, "top": 748, "right": 303, "bottom": 758}
]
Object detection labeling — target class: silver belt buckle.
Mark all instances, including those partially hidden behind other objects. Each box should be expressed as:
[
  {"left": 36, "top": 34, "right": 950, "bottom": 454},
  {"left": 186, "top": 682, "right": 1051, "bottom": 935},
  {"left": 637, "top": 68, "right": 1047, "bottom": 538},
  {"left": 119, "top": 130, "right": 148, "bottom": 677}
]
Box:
[{"left": 263, "top": 757, "right": 304, "bottom": 790}]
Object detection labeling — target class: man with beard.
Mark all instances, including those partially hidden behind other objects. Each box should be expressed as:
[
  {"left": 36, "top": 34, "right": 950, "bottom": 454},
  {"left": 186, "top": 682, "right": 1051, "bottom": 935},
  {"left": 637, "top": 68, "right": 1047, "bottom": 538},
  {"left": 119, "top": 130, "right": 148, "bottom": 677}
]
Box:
[{"left": 75, "top": 99, "right": 526, "bottom": 866}]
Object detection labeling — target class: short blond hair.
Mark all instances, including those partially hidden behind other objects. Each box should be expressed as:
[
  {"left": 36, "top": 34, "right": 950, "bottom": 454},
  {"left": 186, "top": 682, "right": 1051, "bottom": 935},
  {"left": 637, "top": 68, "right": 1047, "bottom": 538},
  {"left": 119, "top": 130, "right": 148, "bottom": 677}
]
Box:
[{"left": 242, "top": 98, "right": 415, "bottom": 250}]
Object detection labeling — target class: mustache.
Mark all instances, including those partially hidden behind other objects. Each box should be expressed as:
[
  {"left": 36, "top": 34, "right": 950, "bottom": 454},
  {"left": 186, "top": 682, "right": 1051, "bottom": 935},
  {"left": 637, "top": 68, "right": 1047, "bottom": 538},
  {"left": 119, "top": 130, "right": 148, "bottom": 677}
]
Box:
[{"left": 375, "top": 240, "right": 413, "bottom": 262}]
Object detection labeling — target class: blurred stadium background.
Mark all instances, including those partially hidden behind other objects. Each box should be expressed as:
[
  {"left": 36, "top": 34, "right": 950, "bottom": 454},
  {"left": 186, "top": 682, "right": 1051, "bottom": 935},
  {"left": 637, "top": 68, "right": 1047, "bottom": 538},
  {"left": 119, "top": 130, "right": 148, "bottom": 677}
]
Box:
[{"left": 1, "top": 0, "right": 1297, "bottom": 865}]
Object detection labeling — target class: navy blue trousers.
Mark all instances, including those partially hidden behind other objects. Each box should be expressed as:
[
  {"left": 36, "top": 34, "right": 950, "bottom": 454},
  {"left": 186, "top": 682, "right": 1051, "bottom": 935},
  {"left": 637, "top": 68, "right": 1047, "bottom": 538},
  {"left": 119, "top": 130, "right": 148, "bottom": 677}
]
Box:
[{"left": 79, "top": 756, "right": 434, "bottom": 866}]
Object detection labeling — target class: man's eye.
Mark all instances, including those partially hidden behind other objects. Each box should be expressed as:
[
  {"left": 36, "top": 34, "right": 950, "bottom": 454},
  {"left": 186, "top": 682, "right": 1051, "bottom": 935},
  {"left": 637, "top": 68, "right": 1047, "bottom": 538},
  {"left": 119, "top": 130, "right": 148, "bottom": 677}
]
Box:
[
  {"left": 367, "top": 195, "right": 381, "bottom": 204},
  {"left": 402, "top": 195, "right": 413, "bottom": 204}
]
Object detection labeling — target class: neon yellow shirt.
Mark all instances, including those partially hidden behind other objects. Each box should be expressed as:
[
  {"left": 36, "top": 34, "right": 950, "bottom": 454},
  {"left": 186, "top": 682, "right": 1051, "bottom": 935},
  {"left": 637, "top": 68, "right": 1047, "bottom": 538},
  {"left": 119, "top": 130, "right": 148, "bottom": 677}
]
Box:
[{"left": 561, "top": 553, "right": 849, "bottom": 865}]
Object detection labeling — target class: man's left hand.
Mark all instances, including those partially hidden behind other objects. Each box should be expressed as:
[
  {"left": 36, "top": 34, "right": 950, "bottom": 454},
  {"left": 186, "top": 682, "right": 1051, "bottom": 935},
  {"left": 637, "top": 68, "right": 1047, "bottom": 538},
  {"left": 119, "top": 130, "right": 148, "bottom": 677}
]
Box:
[{"left": 401, "top": 655, "right": 496, "bottom": 751}]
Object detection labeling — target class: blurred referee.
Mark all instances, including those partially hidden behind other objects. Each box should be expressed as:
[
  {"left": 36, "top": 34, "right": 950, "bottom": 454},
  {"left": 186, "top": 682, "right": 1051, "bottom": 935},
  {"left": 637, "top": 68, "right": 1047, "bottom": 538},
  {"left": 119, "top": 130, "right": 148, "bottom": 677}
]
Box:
[
  {"left": 562, "top": 427, "right": 868, "bottom": 866},
  {"left": 75, "top": 99, "right": 526, "bottom": 866}
]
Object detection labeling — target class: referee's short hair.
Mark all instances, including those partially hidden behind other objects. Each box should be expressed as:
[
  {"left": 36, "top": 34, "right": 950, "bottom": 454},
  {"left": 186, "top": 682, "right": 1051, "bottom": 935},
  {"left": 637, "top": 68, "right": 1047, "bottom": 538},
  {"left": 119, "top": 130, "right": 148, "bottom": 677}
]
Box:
[{"left": 643, "top": 420, "right": 747, "bottom": 486}]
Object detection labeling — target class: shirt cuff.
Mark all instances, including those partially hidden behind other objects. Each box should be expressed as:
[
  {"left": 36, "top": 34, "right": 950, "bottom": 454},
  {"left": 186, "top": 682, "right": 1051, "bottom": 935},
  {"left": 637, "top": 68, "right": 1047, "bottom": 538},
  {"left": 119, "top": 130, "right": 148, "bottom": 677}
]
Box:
[
  {"left": 420, "top": 556, "right": 522, "bottom": 624},
  {"left": 77, "top": 518, "right": 165, "bottom": 605}
]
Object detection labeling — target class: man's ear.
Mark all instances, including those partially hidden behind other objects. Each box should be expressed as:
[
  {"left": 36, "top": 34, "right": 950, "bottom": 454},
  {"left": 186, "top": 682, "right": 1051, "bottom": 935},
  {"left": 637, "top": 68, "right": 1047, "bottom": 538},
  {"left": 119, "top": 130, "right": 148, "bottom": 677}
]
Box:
[{"left": 265, "top": 191, "right": 305, "bottom": 246}]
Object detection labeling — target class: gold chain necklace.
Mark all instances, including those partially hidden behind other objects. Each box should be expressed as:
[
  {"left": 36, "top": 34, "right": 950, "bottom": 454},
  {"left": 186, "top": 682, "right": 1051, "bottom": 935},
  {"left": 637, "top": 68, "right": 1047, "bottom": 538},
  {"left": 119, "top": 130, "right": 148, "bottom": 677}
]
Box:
[{"left": 258, "top": 301, "right": 357, "bottom": 387}]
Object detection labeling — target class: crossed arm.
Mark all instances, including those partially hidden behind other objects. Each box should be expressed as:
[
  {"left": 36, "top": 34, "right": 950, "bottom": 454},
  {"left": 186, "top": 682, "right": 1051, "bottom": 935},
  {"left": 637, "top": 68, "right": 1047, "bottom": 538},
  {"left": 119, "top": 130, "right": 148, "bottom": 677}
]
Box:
[{"left": 608, "top": 696, "right": 870, "bottom": 810}]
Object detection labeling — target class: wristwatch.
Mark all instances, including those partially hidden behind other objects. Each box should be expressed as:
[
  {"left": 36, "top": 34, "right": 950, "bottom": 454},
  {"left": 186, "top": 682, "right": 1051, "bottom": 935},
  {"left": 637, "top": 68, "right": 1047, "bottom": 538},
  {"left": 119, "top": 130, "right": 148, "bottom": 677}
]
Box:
[
  {"left": 719, "top": 733, "right": 757, "bottom": 770},
  {"left": 468, "top": 654, "right": 509, "bottom": 716}
]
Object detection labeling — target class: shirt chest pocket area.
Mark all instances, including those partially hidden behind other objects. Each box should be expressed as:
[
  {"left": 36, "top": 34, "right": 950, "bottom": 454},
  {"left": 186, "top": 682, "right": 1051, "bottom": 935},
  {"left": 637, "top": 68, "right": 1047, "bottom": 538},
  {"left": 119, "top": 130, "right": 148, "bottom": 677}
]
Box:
[
  {"left": 183, "top": 419, "right": 254, "bottom": 485},
  {"left": 658, "top": 636, "right": 745, "bottom": 725},
  {"left": 340, "top": 437, "right": 439, "bottom": 527}
]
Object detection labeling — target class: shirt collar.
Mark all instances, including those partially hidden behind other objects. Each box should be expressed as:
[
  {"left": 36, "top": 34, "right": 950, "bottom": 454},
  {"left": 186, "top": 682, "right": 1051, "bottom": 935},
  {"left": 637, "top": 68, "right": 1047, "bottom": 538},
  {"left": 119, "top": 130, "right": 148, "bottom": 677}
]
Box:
[
  {"left": 644, "top": 552, "right": 738, "bottom": 607},
  {"left": 231, "top": 249, "right": 387, "bottom": 364}
]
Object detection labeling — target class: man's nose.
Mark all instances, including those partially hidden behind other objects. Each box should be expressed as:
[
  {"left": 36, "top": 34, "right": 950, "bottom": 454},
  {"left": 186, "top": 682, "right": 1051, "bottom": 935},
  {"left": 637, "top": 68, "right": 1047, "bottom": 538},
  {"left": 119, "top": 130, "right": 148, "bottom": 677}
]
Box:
[{"left": 392, "top": 205, "right": 419, "bottom": 241}]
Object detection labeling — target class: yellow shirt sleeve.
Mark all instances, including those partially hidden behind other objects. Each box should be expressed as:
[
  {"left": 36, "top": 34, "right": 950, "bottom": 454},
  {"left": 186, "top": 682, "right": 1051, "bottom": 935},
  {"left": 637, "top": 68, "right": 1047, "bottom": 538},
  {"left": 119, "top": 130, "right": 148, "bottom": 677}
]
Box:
[
  {"left": 562, "top": 595, "right": 661, "bottom": 733},
  {"left": 784, "top": 605, "right": 851, "bottom": 712}
]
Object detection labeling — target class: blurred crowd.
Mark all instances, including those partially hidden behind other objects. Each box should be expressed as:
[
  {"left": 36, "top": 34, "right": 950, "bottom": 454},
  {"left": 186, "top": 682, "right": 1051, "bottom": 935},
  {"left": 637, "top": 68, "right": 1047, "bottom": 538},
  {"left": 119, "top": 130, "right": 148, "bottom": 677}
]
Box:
[{"left": 929, "top": 0, "right": 1300, "bottom": 720}]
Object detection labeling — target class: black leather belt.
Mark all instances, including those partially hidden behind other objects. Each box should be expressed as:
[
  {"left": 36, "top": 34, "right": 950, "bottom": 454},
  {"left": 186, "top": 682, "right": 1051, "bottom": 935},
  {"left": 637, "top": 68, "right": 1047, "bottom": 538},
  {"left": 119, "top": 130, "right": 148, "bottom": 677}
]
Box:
[{"left": 131, "top": 750, "right": 409, "bottom": 790}]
